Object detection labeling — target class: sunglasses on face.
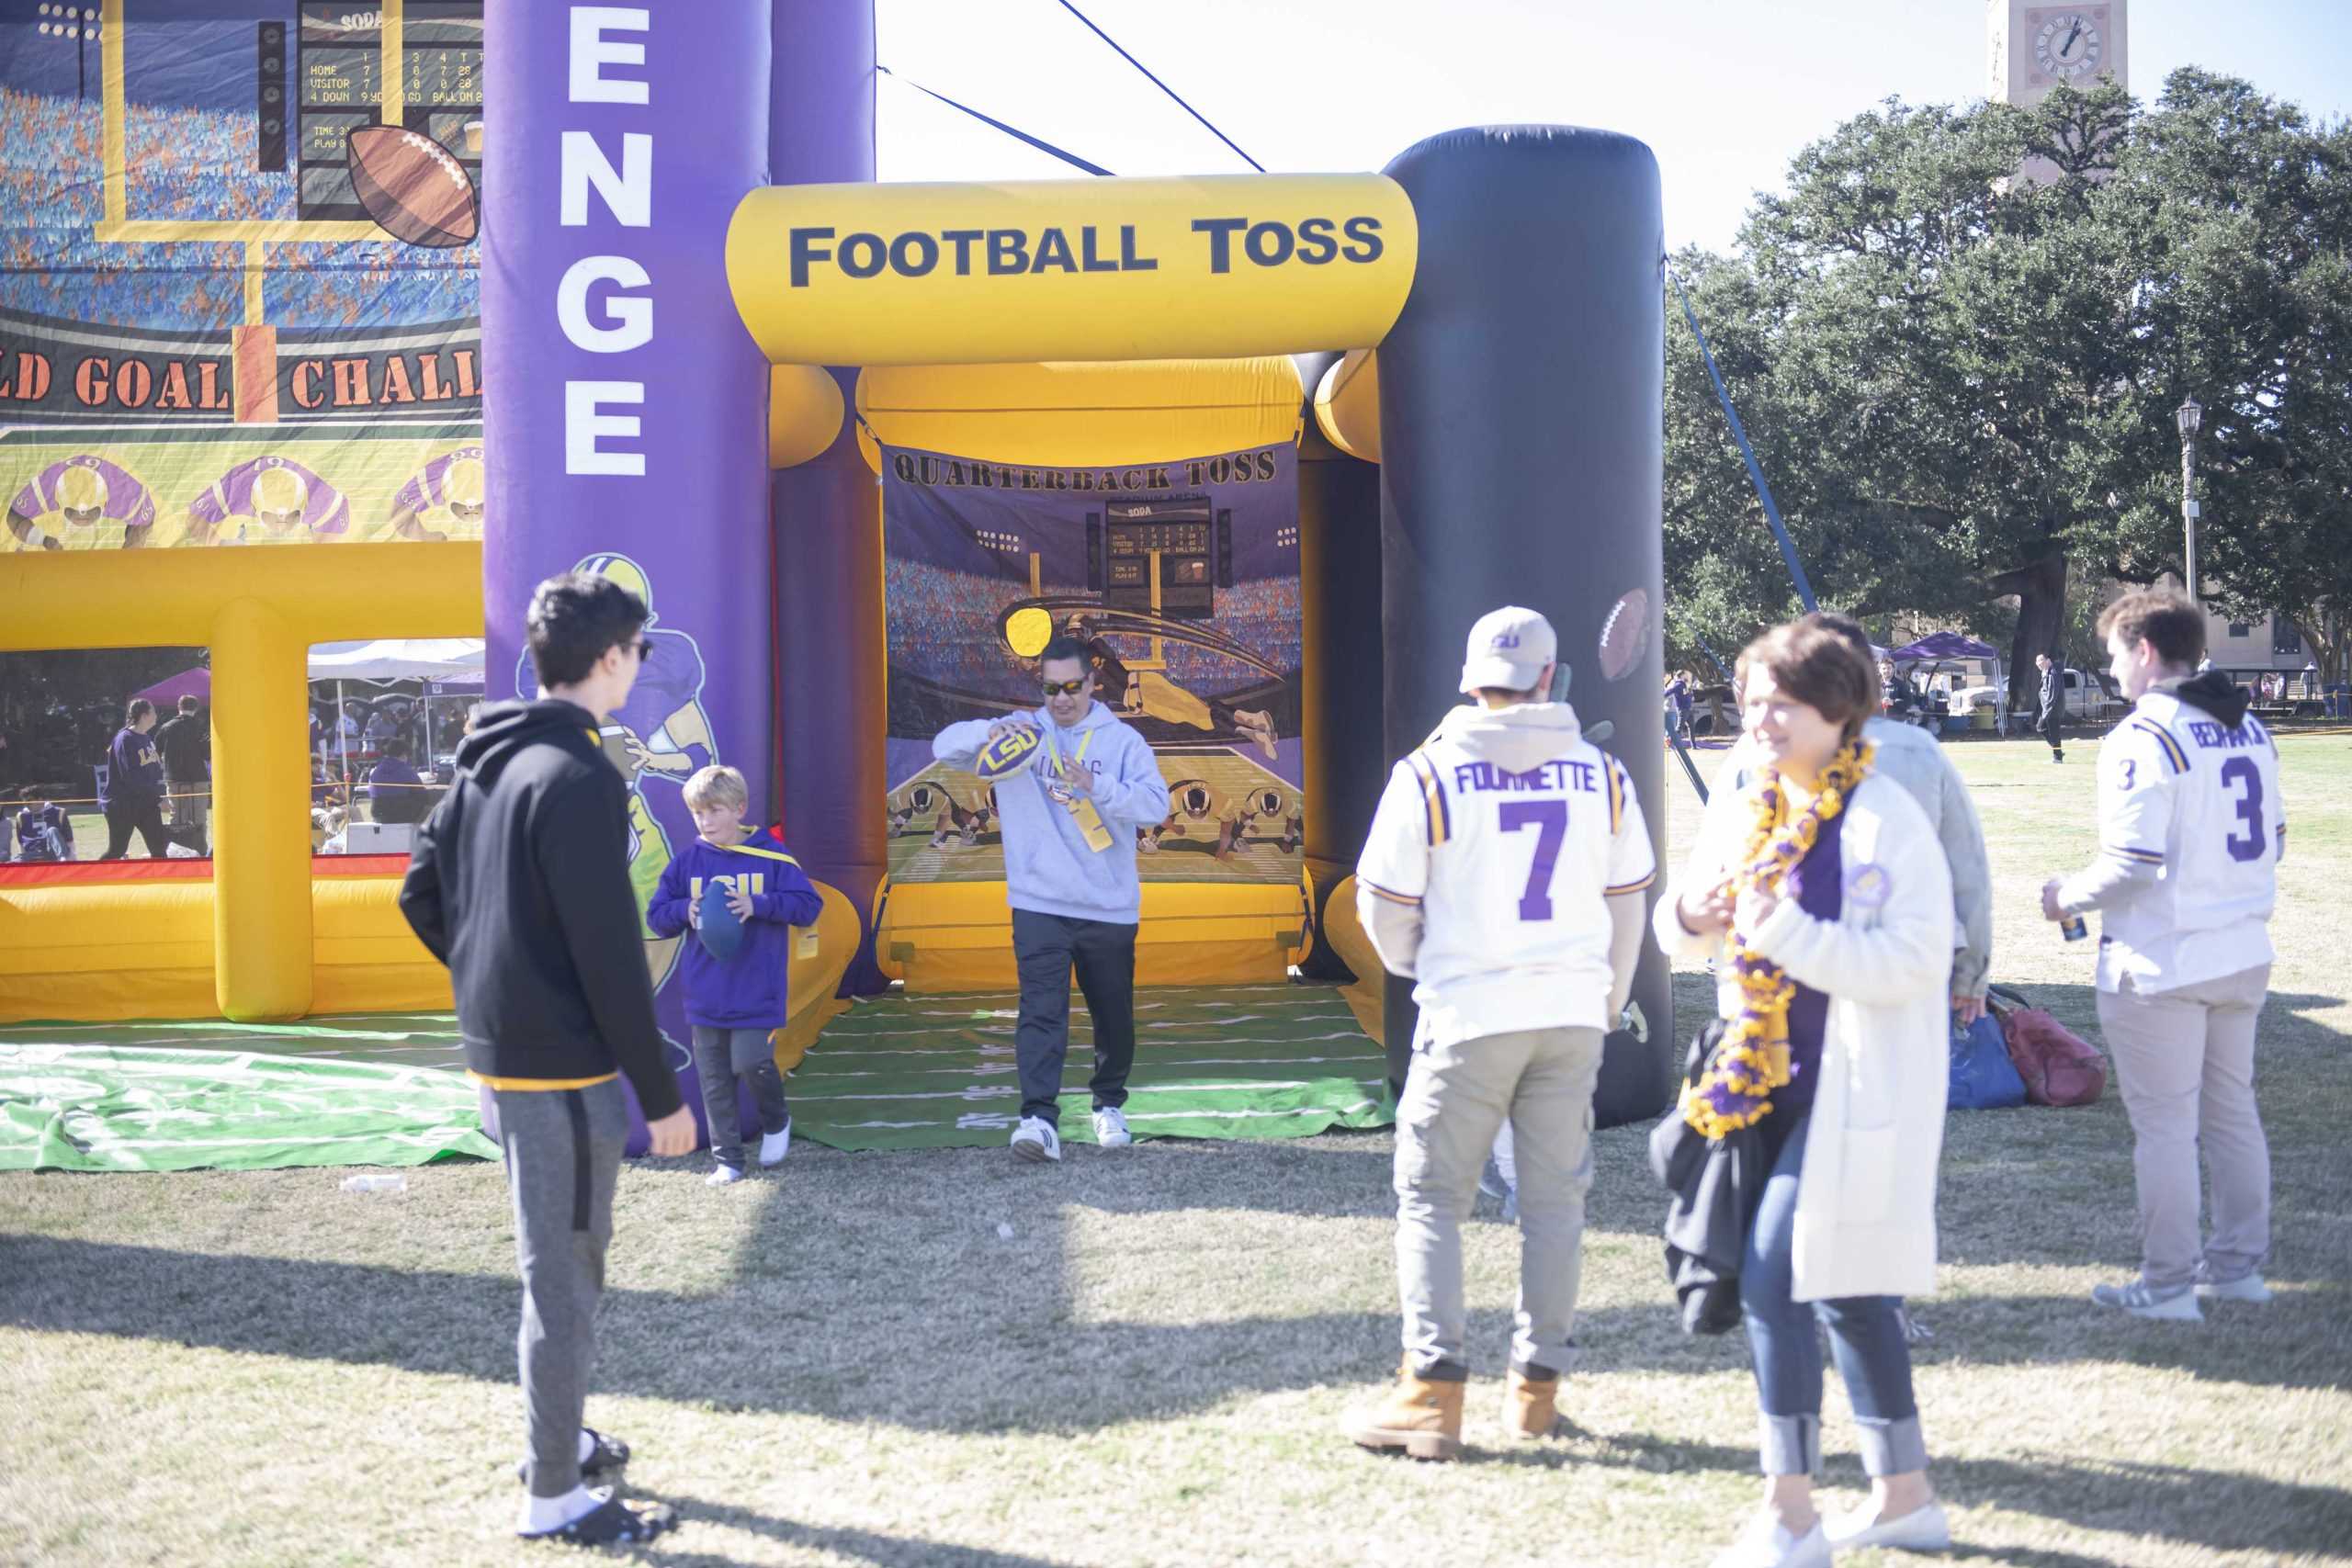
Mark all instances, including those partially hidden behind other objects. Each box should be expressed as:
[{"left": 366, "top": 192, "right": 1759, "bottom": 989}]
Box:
[{"left": 1041, "top": 678, "right": 1087, "bottom": 697}]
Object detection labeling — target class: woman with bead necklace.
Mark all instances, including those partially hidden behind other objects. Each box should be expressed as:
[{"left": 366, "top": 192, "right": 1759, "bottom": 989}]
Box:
[{"left": 1655, "top": 619, "right": 1958, "bottom": 1568}]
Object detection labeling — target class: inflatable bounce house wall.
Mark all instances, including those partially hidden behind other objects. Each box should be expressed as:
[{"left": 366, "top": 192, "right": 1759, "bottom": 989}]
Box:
[{"left": 0, "top": 0, "right": 1672, "bottom": 1129}]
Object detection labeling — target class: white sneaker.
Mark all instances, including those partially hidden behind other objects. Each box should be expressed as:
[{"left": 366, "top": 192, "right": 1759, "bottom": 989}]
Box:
[
  {"left": 1710, "top": 1514, "right": 1829, "bottom": 1568},
  {"left": 1825, "top": 1499, "right": 1951, "bottom": 1552},
  {"left": 705, "top": 1164, "right": 746, "bottom": 1188},
  {"left": 1010, "top": 1117, "right": 1061, "bottom": 1164},
  {"left": 2090, "top": 1278, "right": 2202, "bottom": 1320},
  {"left": 758, "top": 1121, "right": 791, "bottom": 1168},
  {"left": 1091, "top": 1106, "right": 1133, "bottom": 1147},
  {"left": 2194, "top": 1267, "right": 2274, "bottom": 1303}
]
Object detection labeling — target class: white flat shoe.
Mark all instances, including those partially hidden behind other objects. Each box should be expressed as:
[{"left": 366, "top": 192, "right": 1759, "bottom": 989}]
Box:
[
  {"left": 1825, "top": 1498, "right": 1950, "bottom": 1552},
  {"left": 1710, "top": 1514, "right": 1829, "bottom": 1568}
]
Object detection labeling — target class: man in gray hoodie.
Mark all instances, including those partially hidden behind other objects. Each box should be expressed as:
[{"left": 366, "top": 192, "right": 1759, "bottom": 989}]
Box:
[
  {"left": 1345, "top": 607, "right": 1654, "bottom": 1461},
  {"left": 933, "top": 636, "right": 1172, "bottom": 1164}
]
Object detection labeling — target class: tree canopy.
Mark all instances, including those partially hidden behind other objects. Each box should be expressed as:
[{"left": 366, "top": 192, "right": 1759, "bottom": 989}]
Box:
[{"left": 1666, "top": 70, "right": 2352, "bottom": 690}]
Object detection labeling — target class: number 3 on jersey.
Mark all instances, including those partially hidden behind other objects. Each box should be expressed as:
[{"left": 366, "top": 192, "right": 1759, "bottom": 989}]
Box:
[
  {"left": 1498, "top": 799, "right": 1567, "bottom": 920},
  {"left": 2221, "top": 756, "right": 2266, "bottom": 863}
]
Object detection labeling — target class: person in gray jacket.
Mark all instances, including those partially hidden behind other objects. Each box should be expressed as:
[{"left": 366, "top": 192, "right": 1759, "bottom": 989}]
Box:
[{"left": 1716, "top": 615, "right": 1994, "bottom": 1022}]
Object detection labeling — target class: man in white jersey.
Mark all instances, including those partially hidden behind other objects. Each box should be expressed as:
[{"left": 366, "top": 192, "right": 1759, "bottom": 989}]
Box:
[
  {"left": 2042, "top": 590, "right": 2284, "bottom": 1322},
  {"left": 1344, "top": 607, "right": 1653, "bottom": 1460}
]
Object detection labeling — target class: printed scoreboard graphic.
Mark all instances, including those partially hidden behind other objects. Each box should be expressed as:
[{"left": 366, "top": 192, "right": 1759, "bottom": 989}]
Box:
[{"left": 292, "top": 3, "right": 483, "bottom": 223}]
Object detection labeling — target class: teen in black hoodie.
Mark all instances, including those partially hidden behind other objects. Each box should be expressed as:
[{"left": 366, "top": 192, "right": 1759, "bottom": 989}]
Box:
[{"left": 399, "top": 571, "right": 688, "bottom": 1547}]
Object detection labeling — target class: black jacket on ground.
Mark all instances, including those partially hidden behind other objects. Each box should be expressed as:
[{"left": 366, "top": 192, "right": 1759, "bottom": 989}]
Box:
[{"left": 397, "top": 699, "right": 682, "bottom": 1119}]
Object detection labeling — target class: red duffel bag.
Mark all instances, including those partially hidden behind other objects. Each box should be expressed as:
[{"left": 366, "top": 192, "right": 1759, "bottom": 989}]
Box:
[{"left": 1987, "top": 985, "right": 2108, "bottom": 1107}]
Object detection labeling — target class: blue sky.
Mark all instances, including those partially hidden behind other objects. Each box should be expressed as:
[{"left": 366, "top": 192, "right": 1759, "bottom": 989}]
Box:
[{"left": 877, "top": 0, "right": 2352, "bottom": 253}]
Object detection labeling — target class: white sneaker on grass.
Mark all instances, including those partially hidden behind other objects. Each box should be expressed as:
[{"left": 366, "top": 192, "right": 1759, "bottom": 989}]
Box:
[
  {"left": 1010, "top": 1117, "right": 1061, "bottom": 1163},
  {"left": 2090, "top": 1278, "right": 2201, "bottom": 1320},
  {"left": 705, "top": 1164, "right": 746, "bottom": 1188},
  {"left": 759, "top": 1121, "right": 791, "bottom": 1168},
  {"left": 1091, "top": 1106, "right": 1133, "bottom": 1147},
  {"left": 1825, "top": 1498, "right": 1951, "bottom": 1552},
  {"left": 2193, "top": 1266, "right": 2273, "bottom": 1303}
]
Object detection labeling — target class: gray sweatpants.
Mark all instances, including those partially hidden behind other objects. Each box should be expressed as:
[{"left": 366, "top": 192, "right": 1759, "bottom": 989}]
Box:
[
  {"left": 691, "top": 1024, "right": 790, "bottom": 1171},
  {"left": 492, "top": 1079, "right": 627, "bottom": 1499},
  {"left": 1393, "top": 1024, "right": 1604, "bottom": 1377},
  {"left": 2097, "top": 963, "right": 2272, "bottom": 1290}
]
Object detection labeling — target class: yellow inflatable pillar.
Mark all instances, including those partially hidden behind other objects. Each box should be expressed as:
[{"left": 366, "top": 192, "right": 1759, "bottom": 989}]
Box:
[{"left": 209, "top": 596, "right": 315, "bottom": 1021}]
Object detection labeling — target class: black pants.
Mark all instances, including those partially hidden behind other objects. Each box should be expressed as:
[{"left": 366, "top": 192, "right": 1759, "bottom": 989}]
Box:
[
  {"left": 1012, "top": 908, "right": 1137, "bottom": 1127},
  {"left": 2039, "top": 709, "right": 2064, "bottom": 758},
  {"left": 100, "top": 796, "right": 168, "bottom": 859}
]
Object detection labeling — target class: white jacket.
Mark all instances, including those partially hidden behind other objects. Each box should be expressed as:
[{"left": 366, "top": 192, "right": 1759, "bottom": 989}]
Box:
[{"left": 1653, "top": 772, "right": 1952, "bottom": 1302}]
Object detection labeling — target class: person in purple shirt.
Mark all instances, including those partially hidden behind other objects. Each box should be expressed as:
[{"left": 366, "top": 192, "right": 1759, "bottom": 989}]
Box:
[
  {"left": 645, "top": 764, "right": 824, "bottom": 1187},
  {"left": 6, "top": 455, "right": 159, "bottom": 550},
  {"left": 101, "top": 699, "right": 169, "bottom": 859},
  {"left": 367, "top": 737, "right": 431, "bottom": 826},
  {"left": 14, "top": 802, "right": 74, "bottom": 862}
]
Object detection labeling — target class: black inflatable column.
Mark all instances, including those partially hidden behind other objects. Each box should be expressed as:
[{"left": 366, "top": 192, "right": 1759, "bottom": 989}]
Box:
[
  {"left": 1376, "top": 127, "right": 1671, "bottom": 1127},
  {"left": 1293, "top": 354, "right": 1387, "bottom": 981}
]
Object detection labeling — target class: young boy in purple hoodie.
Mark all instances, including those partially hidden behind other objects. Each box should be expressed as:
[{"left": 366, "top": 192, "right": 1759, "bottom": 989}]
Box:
[{"left": 647, "top": 765, "right": 823, "bottom": 1187}]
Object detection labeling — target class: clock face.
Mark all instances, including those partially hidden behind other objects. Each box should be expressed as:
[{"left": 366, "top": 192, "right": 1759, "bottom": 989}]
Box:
[{"left": 2033, "top": 12, "right": 2105, "bottom": 80}]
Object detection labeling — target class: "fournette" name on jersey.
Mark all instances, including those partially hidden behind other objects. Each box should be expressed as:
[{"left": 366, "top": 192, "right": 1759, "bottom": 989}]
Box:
[{"left": 1449, "top": 759, "right": 1602, "bottom": 794}]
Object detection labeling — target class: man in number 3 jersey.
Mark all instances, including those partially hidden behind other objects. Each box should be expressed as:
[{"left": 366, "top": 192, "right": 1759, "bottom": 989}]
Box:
[
  {"left": 1346, "top": 607, "right": 1653, "bottom": 1460},
  {"left": 2043, "top": 590, "right": 2285, "bottom": 1322}
]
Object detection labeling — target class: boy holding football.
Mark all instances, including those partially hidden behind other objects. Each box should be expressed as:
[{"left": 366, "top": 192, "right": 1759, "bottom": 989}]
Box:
[{"left": 648, "top": 764, "right": 824, "bottom": 1187}]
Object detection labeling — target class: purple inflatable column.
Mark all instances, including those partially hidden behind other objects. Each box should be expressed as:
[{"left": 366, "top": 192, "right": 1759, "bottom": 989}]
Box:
[
  {"left": 484, "top": 2, "right": 775, "bottom": 1145},
  {"left": 768, "top": 2, "right": 885, "bottom": 988}
]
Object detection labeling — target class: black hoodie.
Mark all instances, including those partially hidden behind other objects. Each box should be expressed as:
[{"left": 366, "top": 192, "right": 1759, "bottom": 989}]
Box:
[
  {"left": 398, "top": 699, "right": 683, "bottom": 1119},
  {"left": 2172, "top": 669, "right": 2252, "bottom": 728}
]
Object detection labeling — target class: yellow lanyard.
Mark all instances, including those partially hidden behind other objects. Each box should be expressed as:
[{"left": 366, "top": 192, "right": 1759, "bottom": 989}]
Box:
[{"left": 1043, "top": 724, "right": 1093, "bottom": 778}]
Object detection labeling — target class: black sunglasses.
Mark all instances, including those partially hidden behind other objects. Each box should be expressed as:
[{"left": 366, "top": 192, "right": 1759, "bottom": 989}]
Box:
[{"left": 1041, "top": 678, "right": 1087, "bottom": 696}]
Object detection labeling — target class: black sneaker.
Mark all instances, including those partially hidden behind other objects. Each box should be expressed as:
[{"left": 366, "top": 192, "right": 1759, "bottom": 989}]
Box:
[{"left": 519, "top": 1492, "right": 678, "bottom": 1545}]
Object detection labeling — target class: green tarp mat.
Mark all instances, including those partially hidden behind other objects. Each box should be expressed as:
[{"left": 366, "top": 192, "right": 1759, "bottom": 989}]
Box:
[
  {"left": 0, "top": 984, "right": 1393, "bottom": 1169},
  {"left": 792, "top": 984, "right": 1393, "bottom": 1152},
  {"left": 0, "top": 1043, "right": 495, "bottom": 1173}
]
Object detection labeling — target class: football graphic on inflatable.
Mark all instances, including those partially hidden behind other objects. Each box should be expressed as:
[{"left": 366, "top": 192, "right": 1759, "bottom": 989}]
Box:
[
  {"left": 974, "top": 725, "right": 1046, "bottom": 782},
  {"left": 346, "top": 125, "right": 480, "bottom": 248},
  {"left": 1597, "top": 586, "right": 1649, "bottom": 681}
]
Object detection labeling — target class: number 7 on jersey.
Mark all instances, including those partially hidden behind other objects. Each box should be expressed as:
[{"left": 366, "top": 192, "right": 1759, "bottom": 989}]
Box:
[{"left": 1498, "top": 800, "right": 1567, "bottom": 920}]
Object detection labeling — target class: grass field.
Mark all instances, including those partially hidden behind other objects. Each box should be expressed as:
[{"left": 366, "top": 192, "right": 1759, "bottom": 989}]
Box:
[{"left": 2, "top": 733, "right": 2347, "bottom": 1566}]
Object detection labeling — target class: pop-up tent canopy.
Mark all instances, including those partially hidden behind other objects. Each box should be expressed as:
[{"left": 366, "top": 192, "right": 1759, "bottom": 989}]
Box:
[
  {"left": 306, "top": 638, "right": 485, "bottom": 681},
  {"left": 1890, "top": 630, "right": 1997, "bottom": 661},
  {"left": 132, "top": 666, "right": 212, "bottom": 708}
]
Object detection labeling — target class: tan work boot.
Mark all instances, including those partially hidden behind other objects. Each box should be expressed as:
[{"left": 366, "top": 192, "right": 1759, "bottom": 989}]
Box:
[
  {"left": 1343, "top": 1359, "right": 1465, "bottom": 1461},
  {"left": 1502, "top": 1364, "right": 1563, "bottom": 1439}
]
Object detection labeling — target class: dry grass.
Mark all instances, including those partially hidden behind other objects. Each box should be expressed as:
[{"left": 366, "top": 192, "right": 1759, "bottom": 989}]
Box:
[{"left": 2, "top": 734, "right": 2347, "bottom": 1567}]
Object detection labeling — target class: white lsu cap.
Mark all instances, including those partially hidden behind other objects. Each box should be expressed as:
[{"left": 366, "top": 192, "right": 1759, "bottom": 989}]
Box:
[{"left": 1459, "top": 605, "right": 1557, "bottom": 694}]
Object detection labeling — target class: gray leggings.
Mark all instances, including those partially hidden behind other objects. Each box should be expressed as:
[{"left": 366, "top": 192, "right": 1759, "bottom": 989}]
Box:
[
  {"left": 492, "top": 1079, "right": 627, "bottom": 1499},
  {"left": 692, "top": 1024, "right": 790, "bottom": 1170}
]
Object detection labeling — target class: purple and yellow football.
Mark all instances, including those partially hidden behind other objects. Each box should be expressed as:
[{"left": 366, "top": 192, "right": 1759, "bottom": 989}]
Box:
[{"left": 974, "top": 725, "right": 1045, "bottom": 783}]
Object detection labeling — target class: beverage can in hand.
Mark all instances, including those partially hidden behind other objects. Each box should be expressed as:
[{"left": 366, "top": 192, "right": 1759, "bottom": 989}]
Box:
[{"left": 2060, "top": 913, "right": 2088, "bottom": 942}]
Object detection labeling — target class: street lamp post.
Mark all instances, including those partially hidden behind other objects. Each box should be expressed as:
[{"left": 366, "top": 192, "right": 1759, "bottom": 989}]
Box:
[{"left": 2177, "top": 396, "right": 2203, "bottom": 604}]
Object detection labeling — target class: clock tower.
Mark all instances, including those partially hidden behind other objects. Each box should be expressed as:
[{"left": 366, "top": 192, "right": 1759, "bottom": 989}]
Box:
[{"left": 1990, "top": 1, "right": 2127, "bottom": 182}]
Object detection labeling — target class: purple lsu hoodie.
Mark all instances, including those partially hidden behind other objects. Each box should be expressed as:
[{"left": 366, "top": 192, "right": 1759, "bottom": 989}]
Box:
[{"left": 645, "top": 826, "right": 825, "bottom": 1029}]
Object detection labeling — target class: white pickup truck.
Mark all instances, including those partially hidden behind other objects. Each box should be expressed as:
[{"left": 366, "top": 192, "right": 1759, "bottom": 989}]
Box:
[{"left": 1949, "top": 667, "right": 2122, "bottom": 724}]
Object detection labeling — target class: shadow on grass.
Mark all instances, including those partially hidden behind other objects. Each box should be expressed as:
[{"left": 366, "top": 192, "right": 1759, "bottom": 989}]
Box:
[
  {"left": 630, "top": 1493, "right": 1080, "bottom": 1568},
  {"left": 1569, "top": 1432, "right": 2352, "bottom": 1562}
]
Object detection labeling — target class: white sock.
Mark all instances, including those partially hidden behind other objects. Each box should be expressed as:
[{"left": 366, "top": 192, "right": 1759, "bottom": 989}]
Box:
[{"left": 520, "top": 1484, "right": 603, "bottom": 1535}]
